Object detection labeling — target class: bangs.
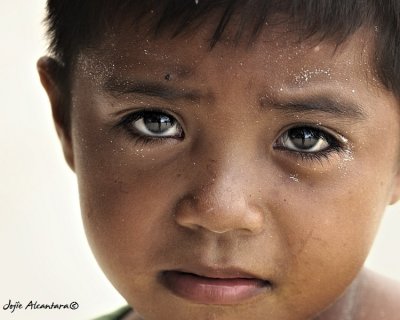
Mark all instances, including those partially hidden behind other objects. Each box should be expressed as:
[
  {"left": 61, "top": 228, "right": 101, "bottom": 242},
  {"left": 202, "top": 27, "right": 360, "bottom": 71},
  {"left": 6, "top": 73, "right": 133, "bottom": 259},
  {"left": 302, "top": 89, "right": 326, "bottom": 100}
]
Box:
[
  {"left": 46, "top": 0, "right": 374, "bottom": 61},
  {"left": 45, "top": 0, "right": 400, "bottom": 97}
]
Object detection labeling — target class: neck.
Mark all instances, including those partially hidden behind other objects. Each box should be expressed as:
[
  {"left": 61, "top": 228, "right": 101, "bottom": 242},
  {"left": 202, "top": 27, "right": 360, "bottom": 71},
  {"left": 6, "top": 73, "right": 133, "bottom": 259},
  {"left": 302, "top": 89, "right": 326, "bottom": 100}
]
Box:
[{"left": 314, "top": 270, "right": 364, "bottom": 320}]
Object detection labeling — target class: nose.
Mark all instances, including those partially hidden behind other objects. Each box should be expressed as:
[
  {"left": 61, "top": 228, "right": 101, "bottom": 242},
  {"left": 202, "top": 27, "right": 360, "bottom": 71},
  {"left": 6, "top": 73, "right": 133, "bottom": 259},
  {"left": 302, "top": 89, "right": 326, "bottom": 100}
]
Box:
[{"left": 174, "top": 156, "right": 266, "bottom": 235}]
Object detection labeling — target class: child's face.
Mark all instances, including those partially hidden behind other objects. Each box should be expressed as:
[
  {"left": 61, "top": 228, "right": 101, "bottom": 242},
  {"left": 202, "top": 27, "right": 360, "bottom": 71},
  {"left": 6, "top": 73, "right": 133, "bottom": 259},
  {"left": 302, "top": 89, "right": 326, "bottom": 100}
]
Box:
[{"left": 44, "top": 19, "right": 400, "bottom": 320}]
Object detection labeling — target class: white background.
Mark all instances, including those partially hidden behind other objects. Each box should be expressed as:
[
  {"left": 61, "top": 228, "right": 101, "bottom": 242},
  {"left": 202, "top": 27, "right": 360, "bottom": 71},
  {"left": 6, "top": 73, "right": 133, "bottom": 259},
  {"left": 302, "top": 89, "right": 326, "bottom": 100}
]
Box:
[{"left": 0, "top": 1, "right": 399, "bottom": 319}]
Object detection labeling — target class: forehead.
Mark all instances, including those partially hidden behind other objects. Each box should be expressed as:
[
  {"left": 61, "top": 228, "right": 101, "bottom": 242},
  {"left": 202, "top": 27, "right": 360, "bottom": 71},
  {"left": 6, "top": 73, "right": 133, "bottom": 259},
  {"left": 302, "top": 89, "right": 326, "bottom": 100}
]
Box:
[
  {"left": 73, "top": 22, "right": 388, "bottom": 124},
  {"left": 75, "top": 20, "right": 379, "bottom": 91}
]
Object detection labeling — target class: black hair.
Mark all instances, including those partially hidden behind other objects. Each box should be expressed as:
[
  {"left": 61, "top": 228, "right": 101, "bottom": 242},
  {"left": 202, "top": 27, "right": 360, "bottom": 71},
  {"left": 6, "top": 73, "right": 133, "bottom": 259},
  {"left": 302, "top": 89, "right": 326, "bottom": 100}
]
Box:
[{"left": 45, "top": 0, "right": 400, "bottom": 98}]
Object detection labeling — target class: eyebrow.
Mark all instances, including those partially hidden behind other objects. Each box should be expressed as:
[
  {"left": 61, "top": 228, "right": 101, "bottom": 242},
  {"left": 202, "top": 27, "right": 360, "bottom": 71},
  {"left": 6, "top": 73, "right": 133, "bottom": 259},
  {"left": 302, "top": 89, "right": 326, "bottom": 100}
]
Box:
[
  {"left": 103, "top": 78, "right": 367, "bottom": 120},
  {"left": 260, "top": 96, "right": 367, "bottom": 120},
  {"left": 102, "top": 78, "right": 201, "bottom": 103}
]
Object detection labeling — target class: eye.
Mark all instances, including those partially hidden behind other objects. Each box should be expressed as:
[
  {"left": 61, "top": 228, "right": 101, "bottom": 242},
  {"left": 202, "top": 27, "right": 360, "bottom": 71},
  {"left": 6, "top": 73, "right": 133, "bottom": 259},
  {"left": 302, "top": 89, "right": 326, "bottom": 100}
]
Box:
[
  {"left": 275, "top": 126, "right": 339, "bottom": 153},
  {"left": 122, "top": 110, "right": 184, "bottom": 139}
]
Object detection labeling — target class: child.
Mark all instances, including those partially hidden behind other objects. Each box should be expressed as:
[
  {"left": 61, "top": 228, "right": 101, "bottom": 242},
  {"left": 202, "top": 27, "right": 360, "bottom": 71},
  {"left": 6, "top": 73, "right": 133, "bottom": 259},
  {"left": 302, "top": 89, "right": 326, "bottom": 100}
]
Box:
[{"left": 37, "top": 0, "right": 400, "bottom": 319}]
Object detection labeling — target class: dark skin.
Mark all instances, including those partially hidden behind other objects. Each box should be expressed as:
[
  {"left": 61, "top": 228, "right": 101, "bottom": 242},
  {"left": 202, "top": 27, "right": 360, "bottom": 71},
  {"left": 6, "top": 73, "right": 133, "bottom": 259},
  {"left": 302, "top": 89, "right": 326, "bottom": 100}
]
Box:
[{"left": 38, "top": 17, "right": 400, "bottom": 319}]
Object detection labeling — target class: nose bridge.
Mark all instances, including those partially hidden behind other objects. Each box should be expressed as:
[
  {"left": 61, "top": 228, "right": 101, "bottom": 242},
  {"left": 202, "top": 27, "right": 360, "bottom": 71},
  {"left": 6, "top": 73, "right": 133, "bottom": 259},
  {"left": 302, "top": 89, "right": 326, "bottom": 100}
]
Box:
[
  {"left": 174, "top": 141, "right": 266, "bottom": 235},
  {"left": 200, "top": 153, "right": 251, "bottom": 208}
]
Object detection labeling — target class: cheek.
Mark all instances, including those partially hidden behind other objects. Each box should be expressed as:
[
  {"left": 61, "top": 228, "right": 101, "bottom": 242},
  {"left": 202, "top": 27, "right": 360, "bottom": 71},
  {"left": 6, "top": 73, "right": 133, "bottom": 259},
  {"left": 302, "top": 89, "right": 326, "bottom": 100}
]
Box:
[
  {"left": 74, "top": 134, "right": 192, "bottom": 284},
  {"left": 278, "top": 165, "right": 388, "bottom": 283},
  {"left": 265, "top": 166, "right": 389, "bottom": 315}
]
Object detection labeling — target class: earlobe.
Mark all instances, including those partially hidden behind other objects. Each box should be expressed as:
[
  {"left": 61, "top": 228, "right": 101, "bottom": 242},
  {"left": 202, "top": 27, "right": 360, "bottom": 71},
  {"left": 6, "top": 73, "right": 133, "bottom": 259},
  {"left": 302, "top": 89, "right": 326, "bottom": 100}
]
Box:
[
  {"left": 389, "top": 170, "right": 400, "bottom": 205},
  {"left": 37, "top": 57, "right": 75, "bottom": 171}
]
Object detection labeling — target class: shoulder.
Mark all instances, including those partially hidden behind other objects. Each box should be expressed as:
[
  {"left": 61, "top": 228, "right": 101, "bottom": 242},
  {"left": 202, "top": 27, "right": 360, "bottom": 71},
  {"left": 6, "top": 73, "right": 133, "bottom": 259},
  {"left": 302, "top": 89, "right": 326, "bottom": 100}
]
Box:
[
  {"left": 92, "top": 305, "right": 133, "bottom": 320},
  {"left": 354, "top": 269, "right": 400, "bottom": 320}
]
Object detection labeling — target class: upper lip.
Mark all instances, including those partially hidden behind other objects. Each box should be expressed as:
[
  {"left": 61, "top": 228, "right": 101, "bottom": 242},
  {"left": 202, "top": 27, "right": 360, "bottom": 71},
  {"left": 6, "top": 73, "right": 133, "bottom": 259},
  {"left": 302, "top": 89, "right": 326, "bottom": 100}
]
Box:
[{"left": 166, "top": 265, "right": 268, "bottom": 281}]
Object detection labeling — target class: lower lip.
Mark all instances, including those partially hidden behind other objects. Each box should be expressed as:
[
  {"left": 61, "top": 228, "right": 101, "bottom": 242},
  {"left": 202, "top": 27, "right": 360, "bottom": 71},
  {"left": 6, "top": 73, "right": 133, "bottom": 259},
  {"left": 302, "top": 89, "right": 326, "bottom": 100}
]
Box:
[{"left": 162, "top": 271, "right": 271, "bottom": 305}]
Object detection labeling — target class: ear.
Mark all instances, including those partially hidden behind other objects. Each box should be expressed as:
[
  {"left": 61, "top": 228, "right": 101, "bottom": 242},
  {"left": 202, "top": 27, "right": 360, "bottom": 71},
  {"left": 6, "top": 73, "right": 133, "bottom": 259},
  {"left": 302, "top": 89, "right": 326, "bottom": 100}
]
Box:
[
  {"left": 389, "top": 169, "right": 400, "bottom": 205},
  {"left": 37, "top": 57, "right": 75, "bottom": 171}
]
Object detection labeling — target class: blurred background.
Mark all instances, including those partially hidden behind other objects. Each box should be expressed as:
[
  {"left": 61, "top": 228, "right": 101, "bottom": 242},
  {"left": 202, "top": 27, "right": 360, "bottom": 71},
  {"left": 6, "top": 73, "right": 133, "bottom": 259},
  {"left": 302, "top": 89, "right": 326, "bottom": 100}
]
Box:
[{"left": 0, "top": 1, "right": 399, "bottom": 319}]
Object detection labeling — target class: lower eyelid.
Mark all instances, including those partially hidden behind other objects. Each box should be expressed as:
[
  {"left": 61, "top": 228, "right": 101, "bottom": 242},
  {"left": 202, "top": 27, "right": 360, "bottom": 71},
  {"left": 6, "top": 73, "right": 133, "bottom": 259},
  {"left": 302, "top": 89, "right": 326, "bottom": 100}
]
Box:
[{"left": 275, "top": 147, "right": 345, "bottom": 167}]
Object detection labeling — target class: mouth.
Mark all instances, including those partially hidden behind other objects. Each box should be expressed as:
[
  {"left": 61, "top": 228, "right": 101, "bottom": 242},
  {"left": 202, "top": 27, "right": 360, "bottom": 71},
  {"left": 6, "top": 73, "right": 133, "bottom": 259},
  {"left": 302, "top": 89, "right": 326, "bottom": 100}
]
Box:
[{"left": 161, "top": 268, "right": 273, "bottom": 305}]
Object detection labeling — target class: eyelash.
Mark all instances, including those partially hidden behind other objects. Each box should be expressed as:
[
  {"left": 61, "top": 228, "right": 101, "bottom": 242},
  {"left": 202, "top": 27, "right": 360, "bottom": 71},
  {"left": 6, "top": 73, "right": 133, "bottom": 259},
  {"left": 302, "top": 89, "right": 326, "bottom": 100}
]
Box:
[
  {"left": 273, "top": 126, "right": 346, "bottom": 164},
  {"left": 116, "top": 109, "right": 184, "bottom": 146},
  {"left": 282, "top": 145, "right": 344, "bottom": 165},
  {"left": 115, "top": 110, "right": 347, "bottom": 162}
]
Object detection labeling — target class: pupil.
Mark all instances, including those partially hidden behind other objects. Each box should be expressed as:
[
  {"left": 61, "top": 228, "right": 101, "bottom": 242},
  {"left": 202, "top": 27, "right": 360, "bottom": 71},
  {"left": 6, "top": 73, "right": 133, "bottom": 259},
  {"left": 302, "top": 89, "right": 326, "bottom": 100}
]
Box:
[
  {"left": 289, "top": 128, "right": 319, "bottom": 149},
  {"left": 144, "top": 114, "right": 173, "bottom": 133}
]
